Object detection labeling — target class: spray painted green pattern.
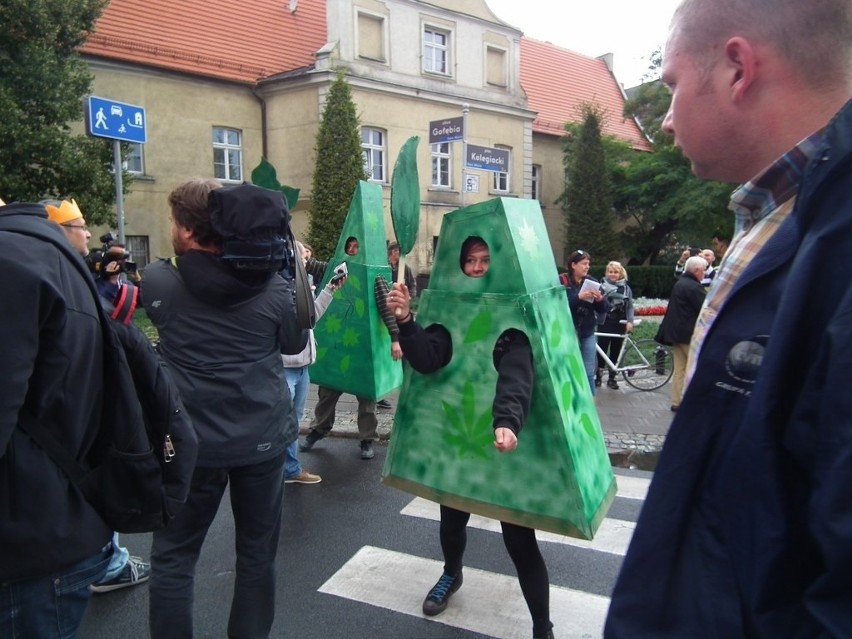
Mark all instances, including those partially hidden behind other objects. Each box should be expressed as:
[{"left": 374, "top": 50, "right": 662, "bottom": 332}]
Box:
[
  {"left": 309, "top": 181, "right": 403, "bottom": 399},
  {"left": 382, "top": 198, "right": 615, "bottom": 539}
]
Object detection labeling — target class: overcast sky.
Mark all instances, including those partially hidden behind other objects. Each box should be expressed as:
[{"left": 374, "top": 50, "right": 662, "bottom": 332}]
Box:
[{"left": 484, "top": 0, "right": 682, "bottom": 88}]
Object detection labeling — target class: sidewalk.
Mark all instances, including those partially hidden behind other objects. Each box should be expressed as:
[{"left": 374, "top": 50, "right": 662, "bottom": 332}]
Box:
[{"left": 299, "top": 381, "right": 672, "bottom": 471}]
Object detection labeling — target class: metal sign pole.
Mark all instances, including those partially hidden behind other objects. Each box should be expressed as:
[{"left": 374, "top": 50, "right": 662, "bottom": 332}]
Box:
[
  {"left": 461, "top": 102, "right": 469, "bottom": 209},
  {"left": 113, "top": 139, "right": 126, "bottom": 245}
]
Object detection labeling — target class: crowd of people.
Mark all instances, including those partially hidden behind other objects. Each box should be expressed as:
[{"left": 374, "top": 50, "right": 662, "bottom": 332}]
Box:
[{"left": 3, "top": 0, "right": 851, "bottom": 637}]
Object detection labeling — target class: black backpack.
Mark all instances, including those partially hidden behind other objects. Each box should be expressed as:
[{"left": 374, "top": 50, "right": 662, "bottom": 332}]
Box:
[{"left": 13, "top": 226, "right": 197, "bottom": 533}]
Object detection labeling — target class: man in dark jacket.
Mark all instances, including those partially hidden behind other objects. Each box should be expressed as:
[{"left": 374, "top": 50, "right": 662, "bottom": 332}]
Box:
[
  {"left": 46, "top": 199, "right": 197, "bottom": 595},
  {"left": 606, "top": 0, "right": 852, "bottom": 637},
  {"left": 654, "top": 255, "right": 706, "bottom": 411},
  {"left": 142, "top": 178, "right": 306, "bottom": 638},
  {"left": 0, "top": 199, "right": 113, "bottom": 636}
]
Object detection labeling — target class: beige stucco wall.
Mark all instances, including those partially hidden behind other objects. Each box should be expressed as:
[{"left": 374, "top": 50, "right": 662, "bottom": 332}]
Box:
[{"left": 533, "top": 132, "right": 569, "bottom": 266}]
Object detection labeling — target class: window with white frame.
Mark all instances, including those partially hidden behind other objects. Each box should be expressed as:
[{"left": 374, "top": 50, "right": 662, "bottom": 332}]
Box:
[
  {"left": 492, "top": 146, "right": 511, "bottom": 192},
  {"left": 431, "top": 142, "right": 451, "bottom": 187},
  {"left": 126, "top": 143, "right": 144, "bottom": 174},
  {"left": 531, "top": 164, "right": 542, "bottom": 201},
  {"left": 361, "top": 127, "right": 386, "bottom": 182},
  {"left": 423, "top": 27, "right": 449, "bottom": 75},
  {"left": 212, "top": 127, "right": 243, "bottom": 182}
]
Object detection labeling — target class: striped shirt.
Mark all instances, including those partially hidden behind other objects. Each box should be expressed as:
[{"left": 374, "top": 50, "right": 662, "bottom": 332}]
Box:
[{"left": 684, "top": 131, "right": 824, "bottom": 388}]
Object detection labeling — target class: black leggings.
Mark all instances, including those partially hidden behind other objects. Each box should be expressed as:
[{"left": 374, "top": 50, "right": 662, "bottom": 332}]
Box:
[
  {"left": 439, "top": 505, "right": 552, "bottom": 637},
  {"left": 597, "top": 322, "right": 626, "bottom": 377}
]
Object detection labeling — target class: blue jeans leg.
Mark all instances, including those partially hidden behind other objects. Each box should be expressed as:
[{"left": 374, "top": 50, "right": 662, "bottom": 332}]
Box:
[
  {"left": 0, "top": 543, "right": 111, "bottom": 639},
  {"left": 283, "top": 366, "right": 310, "bottom": 479},
  {"left": 579, "top": 334, "right": 598, "bottom": 396},
  {"left": 97, "top": 532, "right": 129, "bottom": 583}
]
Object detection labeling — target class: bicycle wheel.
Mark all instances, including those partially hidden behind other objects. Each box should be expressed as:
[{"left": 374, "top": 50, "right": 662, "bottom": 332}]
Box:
[{"left": 621, "top": 339, "right": 674, "bottom": 391}]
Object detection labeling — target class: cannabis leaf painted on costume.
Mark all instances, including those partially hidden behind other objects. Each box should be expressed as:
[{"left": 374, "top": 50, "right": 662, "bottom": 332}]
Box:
[
  {"left": 441, "top": 381, "right": 493, "bottom": 459},
  {"left": 324, "top": 315, "right": 343, "bottom": 334},
  {"left": 342, "top": 327, "right": 360, "bottom": 347},
  {"left": 517, "top": 219, "right": 540, "bottom": 261}
]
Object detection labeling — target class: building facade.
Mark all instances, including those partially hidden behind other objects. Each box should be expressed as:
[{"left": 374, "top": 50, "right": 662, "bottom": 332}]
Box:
[{"left": 81, "top": 0, "right": 648, "bottom": 272}]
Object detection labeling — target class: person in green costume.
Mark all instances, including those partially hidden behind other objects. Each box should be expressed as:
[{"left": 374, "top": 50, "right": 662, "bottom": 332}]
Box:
[
  {"left": 387, "top": 236, "right": 554, "bottom": 639},
  {"left": 301, "top": 236, "right": 402, "bottom": 460}
]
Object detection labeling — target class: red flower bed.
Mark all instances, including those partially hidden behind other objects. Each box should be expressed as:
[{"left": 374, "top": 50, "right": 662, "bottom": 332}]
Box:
[{"left": 636, "top": 305, "right": 667, "bottom": 316}]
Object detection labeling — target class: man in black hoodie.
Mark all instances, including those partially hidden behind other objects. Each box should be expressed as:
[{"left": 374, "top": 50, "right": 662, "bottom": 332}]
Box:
[
  {"left": 142, "top": 178, "right": 306, "bottom": 638},
  {"left": 0, "top": 198, "right": 113, "bottom": 636}
]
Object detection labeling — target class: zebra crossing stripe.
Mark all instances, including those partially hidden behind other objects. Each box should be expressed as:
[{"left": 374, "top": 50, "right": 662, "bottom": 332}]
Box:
[
  {"left": 400, "top": 498, "right": 635, "bottom": 557},
  {"left": 320, "top": 545, "right": 609, "bottom": 639},
  {"left": 611, "top": 473, "right": 651, "bottom": 501}
]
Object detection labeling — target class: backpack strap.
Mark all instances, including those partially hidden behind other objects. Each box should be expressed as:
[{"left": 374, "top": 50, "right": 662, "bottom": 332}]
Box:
[{"left": 110, "top": 282, "right": 139, "bottom": 325}]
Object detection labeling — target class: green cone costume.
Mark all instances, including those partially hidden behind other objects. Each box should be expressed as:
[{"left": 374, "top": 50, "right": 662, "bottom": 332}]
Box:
[
  {"left": 309, "top": 181, "right": 403, "bottom": 400},
  {"left": 382, "top": 198, "right": 616, "bottom": 539}
]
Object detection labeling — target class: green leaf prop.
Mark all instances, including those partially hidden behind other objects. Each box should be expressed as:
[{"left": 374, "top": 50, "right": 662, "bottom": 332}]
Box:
[
  {"left": 390, "top": 136, "right": 421, "bottom": 255},
  {"left": 250, "top": 158, "right": 300, "bottom": 209}
]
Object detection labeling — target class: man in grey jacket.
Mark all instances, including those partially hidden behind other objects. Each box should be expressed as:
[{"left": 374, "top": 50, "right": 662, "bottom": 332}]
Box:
[{"left": 142, "top": 179, "right": 306, "bottom": 638}]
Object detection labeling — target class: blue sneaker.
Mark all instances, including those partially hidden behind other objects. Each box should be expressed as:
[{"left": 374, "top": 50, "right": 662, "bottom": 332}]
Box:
[{"left": 90, "top": 556, "right": 150, "bottom": 593}]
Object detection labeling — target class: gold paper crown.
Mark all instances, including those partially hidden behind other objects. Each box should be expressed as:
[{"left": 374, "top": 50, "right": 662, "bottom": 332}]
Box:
[{"left": 44, "top": 199, "right": 83, "bottom": 225}]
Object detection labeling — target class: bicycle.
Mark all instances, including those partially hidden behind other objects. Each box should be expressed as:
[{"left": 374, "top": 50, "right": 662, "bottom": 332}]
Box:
[{"left": 594, "top": 320, "right": 673, "bottom": 391}]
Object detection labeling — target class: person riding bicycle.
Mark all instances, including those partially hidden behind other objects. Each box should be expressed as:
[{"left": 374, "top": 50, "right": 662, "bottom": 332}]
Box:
[{"left": 596, "top": 261, "right": 635, "bottom": 389}]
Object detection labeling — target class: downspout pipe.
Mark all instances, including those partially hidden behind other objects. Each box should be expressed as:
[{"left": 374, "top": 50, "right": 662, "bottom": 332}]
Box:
[{"left": 251, "top": 85, "right": 268, "bottom": 159}]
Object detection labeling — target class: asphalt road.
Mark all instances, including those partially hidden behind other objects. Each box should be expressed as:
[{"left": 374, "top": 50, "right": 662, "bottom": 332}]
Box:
[{"left": 80, "top": 439, "right": 650, "bottom": 639}]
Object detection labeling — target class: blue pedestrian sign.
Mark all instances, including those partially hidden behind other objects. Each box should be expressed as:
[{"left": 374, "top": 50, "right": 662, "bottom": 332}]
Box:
[{"left": 87, "top": 96, "right": 147, "bottom": 144}]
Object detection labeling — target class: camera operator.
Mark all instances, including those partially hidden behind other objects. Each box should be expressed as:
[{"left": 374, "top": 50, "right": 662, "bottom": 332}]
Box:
[{"left": 96, "top": 246, "right": 142, "bottom": 322}]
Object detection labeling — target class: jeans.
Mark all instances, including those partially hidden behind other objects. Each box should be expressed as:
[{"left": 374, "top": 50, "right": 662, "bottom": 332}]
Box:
[
  {"left": 579, "top": 333, "right": 598, "bottom": 395},
  {"left": 0, "top": 543, "right": 112, "bottom": 639},
  {"left": 149, "top": 452, "right": 286, "bottom": 639},
  {"left": 283, "top": 366, "right": 309, "bottom": 479},
  {"left": 97, "top": 533, "right": 128, "bottom": 583}
]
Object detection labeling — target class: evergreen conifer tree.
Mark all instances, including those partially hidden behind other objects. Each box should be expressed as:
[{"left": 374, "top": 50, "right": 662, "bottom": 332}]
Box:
[
  {"left": 559, "top": 104, "right": 617, "bottom": 262},
  {"left": 307, "top": 72, "right": 369, "bottom": 259}
]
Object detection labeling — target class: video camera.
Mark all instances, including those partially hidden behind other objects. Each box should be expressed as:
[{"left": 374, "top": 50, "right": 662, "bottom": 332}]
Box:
[{"left": 86, "top": 232, "right": 136, "bottom": 276}]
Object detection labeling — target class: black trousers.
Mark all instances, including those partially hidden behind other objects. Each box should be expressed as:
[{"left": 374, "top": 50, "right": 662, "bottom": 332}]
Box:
[{"left": 438, "top": 504, "right": 553, "bottom": 637}]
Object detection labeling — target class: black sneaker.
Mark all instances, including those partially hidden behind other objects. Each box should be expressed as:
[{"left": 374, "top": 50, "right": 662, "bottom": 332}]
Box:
[
  {"left": 607, "top": 378, "right": 619, "bottom": 389},
  {"left": 299, "top": 430, "right": 323, "bottom": 452},
  {"left": 377, "top": 399, "right": 392, "bottom": 409},
  {"left": 359, "top": 439, "right": 374, "bottom": 460},
  {"left": 422, "top": 570, "right": 463, "bottom": 616}
]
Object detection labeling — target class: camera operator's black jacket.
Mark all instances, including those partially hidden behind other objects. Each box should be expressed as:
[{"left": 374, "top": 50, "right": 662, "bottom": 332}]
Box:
[
  {"left": 142, "top": 250, "right": 307, "bottom": 467},
  {"left": 0, "top": 203, "right": 113, "bottom": 582}
]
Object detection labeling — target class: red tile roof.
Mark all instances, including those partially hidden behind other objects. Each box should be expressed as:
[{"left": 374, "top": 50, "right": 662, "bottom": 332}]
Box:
[
  {"left": 520, "top": 37, "right": 651, "bottom": 151},
  {"left": 82, "top": 0, "right": 328, "bottom": 84}
]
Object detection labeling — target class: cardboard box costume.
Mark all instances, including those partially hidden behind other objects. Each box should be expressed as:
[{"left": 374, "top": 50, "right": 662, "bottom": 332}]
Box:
[
  {"left": 309, "top": 180, "right": 403, "bottom": 400},
  {"left": 382, "top": 198, "right": 616, "bottom": 539}
]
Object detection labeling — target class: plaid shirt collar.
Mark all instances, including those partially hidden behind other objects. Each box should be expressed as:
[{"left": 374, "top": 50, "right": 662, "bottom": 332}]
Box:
[{"left": 729, "top": 130, "right": 825, "bottom": 234}]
